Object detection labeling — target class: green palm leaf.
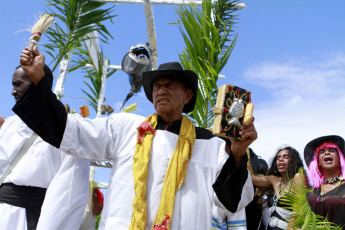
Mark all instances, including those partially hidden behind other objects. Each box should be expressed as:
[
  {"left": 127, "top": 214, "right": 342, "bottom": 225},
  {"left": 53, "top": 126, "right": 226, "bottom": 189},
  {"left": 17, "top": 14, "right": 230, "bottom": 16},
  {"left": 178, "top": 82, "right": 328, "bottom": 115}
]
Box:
[
  {"left": 121, "top": 103, "right": 138, "bottom": 113},
  {"left": 42, "top": 0, "right": 116, "bottom": 72},
  {"left": 280, "top": 168, "right": 342, "bottom": 229},
  {"left": 71, "top": 47, "right": 116, "bottom": 112},
  {"left": 175, "top": 0, "right": 240, "bottom": 128}
]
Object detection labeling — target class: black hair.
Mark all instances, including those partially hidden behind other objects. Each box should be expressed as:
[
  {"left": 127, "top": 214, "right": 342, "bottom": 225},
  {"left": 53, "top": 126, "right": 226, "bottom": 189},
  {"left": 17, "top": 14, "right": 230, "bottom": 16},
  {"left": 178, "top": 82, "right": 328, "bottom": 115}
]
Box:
[
  {"left": 267, "top": 146, "right": 305, "bottom": 179},
  {"left": 249, "top": 148, "right": 269, "bottom": 175},
  {"left": 15, "top": 64, "right": 53, "bottom": 89}
]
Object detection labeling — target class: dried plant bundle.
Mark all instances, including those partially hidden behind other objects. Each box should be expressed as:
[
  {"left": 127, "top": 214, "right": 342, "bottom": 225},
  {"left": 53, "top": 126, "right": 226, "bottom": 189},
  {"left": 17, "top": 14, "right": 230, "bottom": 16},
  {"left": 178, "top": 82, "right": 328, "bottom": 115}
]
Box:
[{"left": 29, "top": 14, "right": 54, "bottom": 50}]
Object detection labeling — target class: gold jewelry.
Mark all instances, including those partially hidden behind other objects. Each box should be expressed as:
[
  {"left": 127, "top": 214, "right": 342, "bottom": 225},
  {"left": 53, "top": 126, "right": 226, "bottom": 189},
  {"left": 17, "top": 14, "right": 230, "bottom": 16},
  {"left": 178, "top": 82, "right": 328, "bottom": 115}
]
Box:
[{"left": 320, "top": 180, "right": 341, "bottom": 196}]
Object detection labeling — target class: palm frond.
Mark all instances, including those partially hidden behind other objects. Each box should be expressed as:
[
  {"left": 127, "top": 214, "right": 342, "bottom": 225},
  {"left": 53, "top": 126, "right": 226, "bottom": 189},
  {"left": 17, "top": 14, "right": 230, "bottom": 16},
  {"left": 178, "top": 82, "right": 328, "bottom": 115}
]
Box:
[
  {"left": 175, "top": 0, "right": 240, "bottom": 128},
  {"left": 42, "top": 0, "right": 116, "bottom": 72},
  {"left": 121, "top": 103, "right": 138, "bottom": 113},
  {"left": 280, "top": 168, "right": 342, "bottom": 229},
  {"left": 72, "top": 46, "right": 116, "bottom": 113}
]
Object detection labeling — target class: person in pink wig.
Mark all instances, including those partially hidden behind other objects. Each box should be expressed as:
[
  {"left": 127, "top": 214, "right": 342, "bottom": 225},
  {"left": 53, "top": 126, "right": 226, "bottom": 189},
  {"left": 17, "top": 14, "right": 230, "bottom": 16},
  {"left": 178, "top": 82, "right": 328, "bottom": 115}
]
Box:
[{"left": 304, "top": 135, "right": 345, "bottom": 228}]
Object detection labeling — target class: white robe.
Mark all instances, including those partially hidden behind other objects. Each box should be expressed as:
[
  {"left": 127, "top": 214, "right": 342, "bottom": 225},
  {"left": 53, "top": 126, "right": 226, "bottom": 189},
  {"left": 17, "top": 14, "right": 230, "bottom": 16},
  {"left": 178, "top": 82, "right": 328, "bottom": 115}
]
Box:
[
  {"left": 212, "top": 202, "right": 247, "bottom": 230},
  {"left": 0, "top": 115, "right": 89, "bottom": 230},
  {"left": 60, "top": 112, "right": 253, "bottom": 230}
]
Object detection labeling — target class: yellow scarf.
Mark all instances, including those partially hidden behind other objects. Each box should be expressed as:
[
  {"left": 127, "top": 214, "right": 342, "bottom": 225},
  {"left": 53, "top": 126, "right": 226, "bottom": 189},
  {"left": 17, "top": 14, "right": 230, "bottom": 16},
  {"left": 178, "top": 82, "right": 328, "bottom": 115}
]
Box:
[{"left": 129, "top": 113, "right": 196, "bottom": 230}]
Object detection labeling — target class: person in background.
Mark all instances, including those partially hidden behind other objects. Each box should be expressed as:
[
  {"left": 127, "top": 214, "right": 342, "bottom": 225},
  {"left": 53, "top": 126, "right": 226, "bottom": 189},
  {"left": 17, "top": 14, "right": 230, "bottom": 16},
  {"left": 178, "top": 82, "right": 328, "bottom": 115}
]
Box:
[
  {"left": 0, "top": 116, "right": 5, "bottom": 128},
  {"left": 304, "top": 135, "right": 345, "bottom": 228},
  {"left": 93, "top": 187, "right": 104, "bottom": 216},
  {"left": 80, "top": 186, "right": 104, "bottom": 230},
  {"left": 249, "top": 146, "right": 305, "bottom": 230},
  {"left": 246, "top": 148, "right": 269, "bottom": 230},
  {"left": 0, "top": 65, "right": 89, "bottom": 230},
  {"left": 16, "top": 45, "right": 257, "bottom": 229}
]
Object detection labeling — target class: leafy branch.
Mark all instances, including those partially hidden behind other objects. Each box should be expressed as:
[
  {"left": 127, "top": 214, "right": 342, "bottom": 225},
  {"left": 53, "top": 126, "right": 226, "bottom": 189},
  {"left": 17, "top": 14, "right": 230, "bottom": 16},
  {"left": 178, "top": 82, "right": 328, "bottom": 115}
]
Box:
[{"left": 42, "top": 0, "right": 116, "bottom": 72}]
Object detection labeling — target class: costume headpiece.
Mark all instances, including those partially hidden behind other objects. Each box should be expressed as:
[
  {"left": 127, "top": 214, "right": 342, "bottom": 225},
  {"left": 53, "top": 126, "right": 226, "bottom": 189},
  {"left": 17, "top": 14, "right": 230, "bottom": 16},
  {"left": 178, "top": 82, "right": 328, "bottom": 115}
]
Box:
[{"left": 304, "top": 135, "right": 345, "bottom": 166}]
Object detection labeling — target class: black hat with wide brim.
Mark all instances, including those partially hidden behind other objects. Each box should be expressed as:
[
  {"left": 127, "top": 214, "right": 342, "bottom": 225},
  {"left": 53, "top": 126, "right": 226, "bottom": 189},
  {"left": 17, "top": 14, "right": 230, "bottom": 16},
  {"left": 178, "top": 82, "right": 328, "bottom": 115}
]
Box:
[
  {"left": 143, "top": 62, "right": 198, "bottom": 113},
  {"left": 304, "top": 135, "right": 345, "bottom": 166}
]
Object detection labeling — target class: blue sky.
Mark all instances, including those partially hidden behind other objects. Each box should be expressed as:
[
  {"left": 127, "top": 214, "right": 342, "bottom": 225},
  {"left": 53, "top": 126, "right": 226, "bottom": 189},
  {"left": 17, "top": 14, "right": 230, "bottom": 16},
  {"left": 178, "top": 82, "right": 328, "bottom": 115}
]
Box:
[{"left": 1, "top": 1, "right": 345, "bottom": 185}]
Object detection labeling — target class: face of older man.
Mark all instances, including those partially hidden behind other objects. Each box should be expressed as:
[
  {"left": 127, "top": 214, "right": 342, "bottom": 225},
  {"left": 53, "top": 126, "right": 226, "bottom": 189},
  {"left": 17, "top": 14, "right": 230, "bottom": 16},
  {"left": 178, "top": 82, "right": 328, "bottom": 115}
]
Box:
[
  {"left": 152, "top": 76, "right": 193, "bottom": 123},
  {"left": 12, "top": 67, "right": 32, "bottom": 103}
]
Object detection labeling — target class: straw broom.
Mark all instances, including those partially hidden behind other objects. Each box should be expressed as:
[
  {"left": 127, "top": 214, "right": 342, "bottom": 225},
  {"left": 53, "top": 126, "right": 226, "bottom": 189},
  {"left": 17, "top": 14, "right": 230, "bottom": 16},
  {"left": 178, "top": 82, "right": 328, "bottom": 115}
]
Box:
[{"left": 29, "top": 14, "right": 54, "bottom": 50}]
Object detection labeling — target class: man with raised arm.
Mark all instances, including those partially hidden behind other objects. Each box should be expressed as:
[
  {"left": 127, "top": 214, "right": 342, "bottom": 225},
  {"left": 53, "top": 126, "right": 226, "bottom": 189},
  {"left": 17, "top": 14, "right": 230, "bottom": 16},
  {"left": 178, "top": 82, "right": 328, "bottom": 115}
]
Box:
[
  {"left": 0, "top": 64, "right": 89, "bottom": 230},
  {"left": 15, "top": 45, "right": 256, "bottom": 229}
]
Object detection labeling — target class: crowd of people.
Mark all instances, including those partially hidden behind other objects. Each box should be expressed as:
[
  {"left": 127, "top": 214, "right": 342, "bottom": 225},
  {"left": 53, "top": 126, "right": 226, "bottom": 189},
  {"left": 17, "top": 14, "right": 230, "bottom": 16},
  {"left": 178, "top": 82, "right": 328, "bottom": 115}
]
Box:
[{"left": 0, "top": 44, "right": 343, "bottom": 230}]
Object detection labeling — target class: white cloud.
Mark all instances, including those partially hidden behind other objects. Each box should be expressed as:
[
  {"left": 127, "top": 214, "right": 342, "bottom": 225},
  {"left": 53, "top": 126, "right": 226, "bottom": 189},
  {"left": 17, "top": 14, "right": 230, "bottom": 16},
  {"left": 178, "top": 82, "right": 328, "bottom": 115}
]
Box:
[{"left": 244, "top": 52, "right": 345, "bottom": 165}]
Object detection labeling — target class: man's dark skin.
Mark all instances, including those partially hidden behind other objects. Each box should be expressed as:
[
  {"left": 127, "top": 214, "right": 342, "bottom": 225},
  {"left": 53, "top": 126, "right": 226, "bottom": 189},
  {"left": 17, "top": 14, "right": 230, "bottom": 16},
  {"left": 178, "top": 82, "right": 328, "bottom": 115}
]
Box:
[
  {"left": 20, "top": 45, "right": 258, "bottom": 165},
  {"left": 92, "top": 188, "right": 103, "bottom": 216},
  {"left": 0, "top": 116, "right": 5, "bottom": 128},
  {"left": 4, "top": 67, "right": 31, "bottom": 130},
  {"left": 12, "top": 67, "right": 32, "bottom": 103}
]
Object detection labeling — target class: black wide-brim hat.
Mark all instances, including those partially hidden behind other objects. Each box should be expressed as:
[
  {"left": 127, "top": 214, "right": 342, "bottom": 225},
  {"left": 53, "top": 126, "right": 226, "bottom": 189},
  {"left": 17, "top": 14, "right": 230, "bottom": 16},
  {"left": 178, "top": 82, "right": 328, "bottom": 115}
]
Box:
[
  {"left": 143, "top": 62, "right": 198, "bottom": 113},
  {"left": 304, "top": 135, "right": 345, "bottom": 166}
]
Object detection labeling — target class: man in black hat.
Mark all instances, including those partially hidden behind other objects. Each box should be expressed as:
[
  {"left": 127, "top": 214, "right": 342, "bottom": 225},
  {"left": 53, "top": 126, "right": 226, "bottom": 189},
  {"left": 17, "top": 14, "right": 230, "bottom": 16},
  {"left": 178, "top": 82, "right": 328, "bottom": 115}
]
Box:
[{"left": 15, "top": 46, "right": 257, "bottom": 229}]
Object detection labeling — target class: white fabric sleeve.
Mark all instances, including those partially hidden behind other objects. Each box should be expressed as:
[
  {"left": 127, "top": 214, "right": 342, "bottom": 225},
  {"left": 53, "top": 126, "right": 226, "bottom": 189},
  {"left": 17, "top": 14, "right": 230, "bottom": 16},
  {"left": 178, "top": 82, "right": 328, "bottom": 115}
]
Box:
[
  {"left": 212, "top": 201, "right": 247, "bottom": 230},
  {"left": 214, "top": 140, "right": 254, "bottom": 214},
  {"left": 213, "top": 168, "right": 254, "bottom": 214},
  {"left": 60, "top": 113, "right": 144, "bottom": 161},
  {"left": 36, "top": 154, "right": 89, "bottom": 230},
  {"left": 227, "top": 208, "right": 247, "bottom": 230},
  {"left": 211, "top": 201, "right": 227, "bottom": 230}
]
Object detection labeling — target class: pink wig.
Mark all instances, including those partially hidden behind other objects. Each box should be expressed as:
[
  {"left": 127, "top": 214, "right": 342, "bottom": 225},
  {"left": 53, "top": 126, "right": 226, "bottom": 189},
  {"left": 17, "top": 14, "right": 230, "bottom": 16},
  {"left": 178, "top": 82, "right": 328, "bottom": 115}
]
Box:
[{"left": 308, "top": 142, "right": 345, "bottom": 188}]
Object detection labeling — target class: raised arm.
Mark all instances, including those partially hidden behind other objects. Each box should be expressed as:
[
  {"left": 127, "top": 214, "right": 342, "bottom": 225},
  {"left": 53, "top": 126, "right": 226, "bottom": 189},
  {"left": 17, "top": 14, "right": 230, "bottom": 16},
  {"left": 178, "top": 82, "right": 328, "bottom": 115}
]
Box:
[
  {"left": 14, "top": 46, "right": 67, "bottom": 148},
  {"left": 14, "top": 46, "right": 134, "bottom": 161},
  {"left": 213, "top": 119, "right": 258, "bottom": 213},
  {"left": 251, "top": 174, "right": 274, "bottom": 188},
  {"left": 20, "top": 46, "right": 45, "bottom": 85}
]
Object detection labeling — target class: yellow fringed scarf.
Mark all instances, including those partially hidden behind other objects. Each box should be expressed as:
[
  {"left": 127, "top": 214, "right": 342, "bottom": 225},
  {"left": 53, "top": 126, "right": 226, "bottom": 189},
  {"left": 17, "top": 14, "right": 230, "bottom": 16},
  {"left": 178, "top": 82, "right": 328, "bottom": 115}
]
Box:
[{"left": 129, "top": 113, "right": 196, "bottom": 230}]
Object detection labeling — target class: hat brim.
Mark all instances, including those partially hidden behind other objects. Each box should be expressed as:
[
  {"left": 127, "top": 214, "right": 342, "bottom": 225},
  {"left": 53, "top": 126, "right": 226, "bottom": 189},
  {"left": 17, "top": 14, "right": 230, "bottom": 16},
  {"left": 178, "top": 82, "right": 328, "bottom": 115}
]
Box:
[
  {"left": 304, "top": 135, "right": 345, "bottom": 166},
  {"left": 142, "top": 69, "right": 198, "bottom": 113}
]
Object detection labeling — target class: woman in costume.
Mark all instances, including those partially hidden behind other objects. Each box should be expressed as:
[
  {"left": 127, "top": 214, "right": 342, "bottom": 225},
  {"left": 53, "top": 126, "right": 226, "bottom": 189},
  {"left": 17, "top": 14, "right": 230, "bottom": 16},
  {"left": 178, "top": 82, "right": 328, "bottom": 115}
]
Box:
[
  {"left": 250, "top": 146, "right": 305, "bottom": 230},
  {"left": 304, "top": 135, "right": 345, "bottom": 228}
]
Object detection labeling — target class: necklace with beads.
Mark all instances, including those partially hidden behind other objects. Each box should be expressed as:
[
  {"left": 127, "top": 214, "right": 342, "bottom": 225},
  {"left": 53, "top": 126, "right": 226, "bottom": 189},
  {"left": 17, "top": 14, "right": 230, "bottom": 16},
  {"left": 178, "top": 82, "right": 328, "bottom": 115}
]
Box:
[
  {"left": 320, "top": 180, "right": 342, "bottom": 196},
  {"left": 266, "top": 180, "right": 290, "bottom": 230},
  {"left": 323, "top": 175, "right": 344, "bottom": 184},
  {"left": 273, "top": 180, "right": 290, "bottom": 201}
]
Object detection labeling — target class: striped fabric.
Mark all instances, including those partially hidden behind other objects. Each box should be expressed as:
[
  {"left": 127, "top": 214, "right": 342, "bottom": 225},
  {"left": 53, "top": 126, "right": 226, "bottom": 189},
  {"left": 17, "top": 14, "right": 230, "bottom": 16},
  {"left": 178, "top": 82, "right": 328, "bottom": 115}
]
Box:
[
  {"left": 227, "top": 219, "right": 247, "bottom": 229},
  {"left": 212, "top": 213, "right": 247, "bottom": 230}
]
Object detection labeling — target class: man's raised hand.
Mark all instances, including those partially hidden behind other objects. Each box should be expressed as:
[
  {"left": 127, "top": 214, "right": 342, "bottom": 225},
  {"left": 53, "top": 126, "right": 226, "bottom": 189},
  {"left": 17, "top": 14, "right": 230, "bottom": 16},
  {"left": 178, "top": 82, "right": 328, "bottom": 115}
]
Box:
[{"left": 20, "top": 45, "right": 45, "bottom": 85}]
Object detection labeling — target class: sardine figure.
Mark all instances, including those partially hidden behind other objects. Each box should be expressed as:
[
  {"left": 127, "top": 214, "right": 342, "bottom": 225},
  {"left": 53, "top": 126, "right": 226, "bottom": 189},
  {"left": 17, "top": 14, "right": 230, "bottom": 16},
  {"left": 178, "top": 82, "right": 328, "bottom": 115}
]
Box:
[
  {"left": 121, "top": 43, "right": 153, "bottom": 109},
  {"left": 228, "top": 98, "right": 244, "bottom": 127}
]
